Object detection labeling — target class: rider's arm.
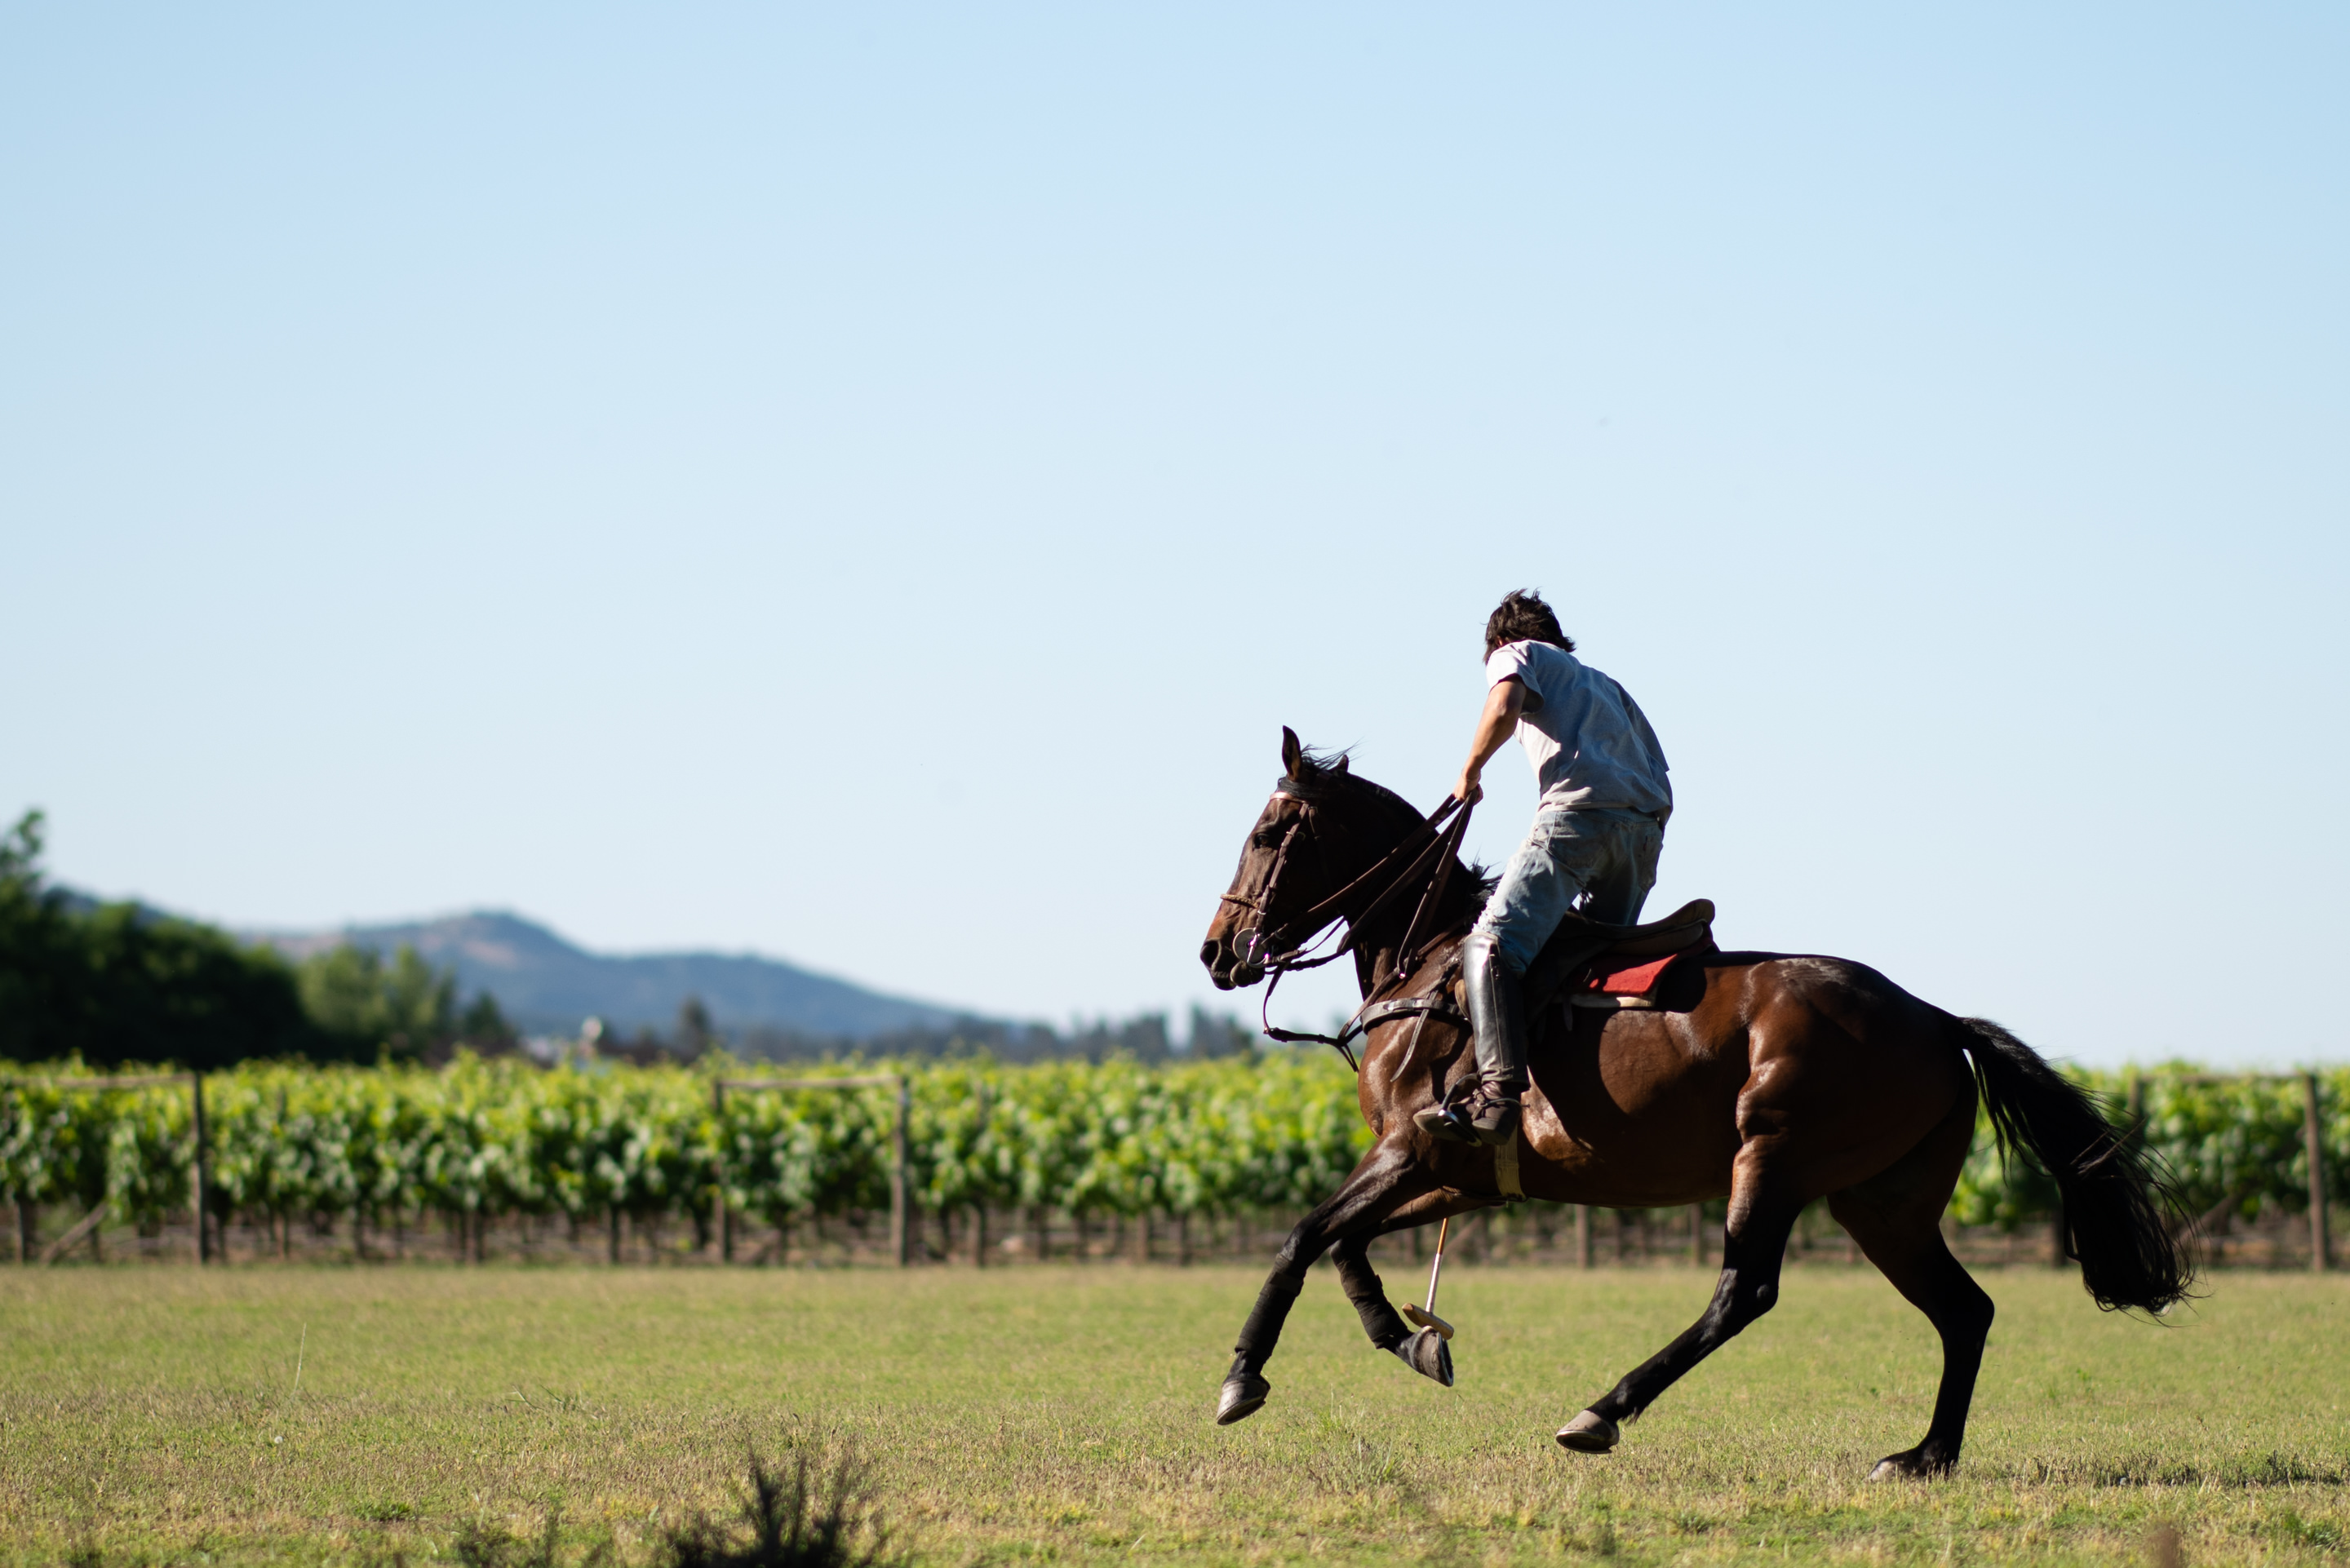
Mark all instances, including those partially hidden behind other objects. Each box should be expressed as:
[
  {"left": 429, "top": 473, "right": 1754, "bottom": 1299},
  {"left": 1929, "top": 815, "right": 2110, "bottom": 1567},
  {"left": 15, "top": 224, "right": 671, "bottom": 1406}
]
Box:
[{"left": 1452, "top": 677, "right": 1527, "bottom": 804}]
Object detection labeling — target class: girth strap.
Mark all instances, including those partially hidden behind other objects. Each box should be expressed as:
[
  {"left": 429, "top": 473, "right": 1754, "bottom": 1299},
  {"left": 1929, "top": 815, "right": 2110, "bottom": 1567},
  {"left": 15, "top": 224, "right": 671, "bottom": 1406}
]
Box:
[
  {"left": 1356, "top": 995, "right": 1468, "bottom": 1032},
  {"left": 1263, "top": 991, "right": 1468, "bottom": 1061}
]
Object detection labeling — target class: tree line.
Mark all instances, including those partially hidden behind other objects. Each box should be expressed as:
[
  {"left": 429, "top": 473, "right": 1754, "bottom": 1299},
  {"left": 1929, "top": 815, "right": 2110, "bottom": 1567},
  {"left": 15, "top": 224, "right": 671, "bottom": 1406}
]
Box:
[
  {"left": 0, "top": 811, "right": 513, "bottom": 1070},
  {"left": 0, "top": 810, "right": 1252, "bottom": 1070}
]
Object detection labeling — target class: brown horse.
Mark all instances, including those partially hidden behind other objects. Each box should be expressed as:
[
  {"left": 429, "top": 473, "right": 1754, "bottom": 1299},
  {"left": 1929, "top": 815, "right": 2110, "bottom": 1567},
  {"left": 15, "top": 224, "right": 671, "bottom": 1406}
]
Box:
[{"left": 1199, "top": 729, "right": 2188, "bottom": 1477}]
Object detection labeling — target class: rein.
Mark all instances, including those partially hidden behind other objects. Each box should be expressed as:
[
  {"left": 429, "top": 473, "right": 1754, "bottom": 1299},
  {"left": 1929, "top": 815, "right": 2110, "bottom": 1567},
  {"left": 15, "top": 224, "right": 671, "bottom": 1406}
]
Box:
[{"left": 1234, "top": 776, "right": 1476, "bottom": 1068}]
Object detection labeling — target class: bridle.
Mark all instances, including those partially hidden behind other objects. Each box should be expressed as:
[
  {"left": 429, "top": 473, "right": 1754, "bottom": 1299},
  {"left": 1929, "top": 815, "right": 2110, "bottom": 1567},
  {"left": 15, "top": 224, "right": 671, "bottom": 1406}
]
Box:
[{"left": 1222, "top": 772, "right": 1476, "bottom": 1067}]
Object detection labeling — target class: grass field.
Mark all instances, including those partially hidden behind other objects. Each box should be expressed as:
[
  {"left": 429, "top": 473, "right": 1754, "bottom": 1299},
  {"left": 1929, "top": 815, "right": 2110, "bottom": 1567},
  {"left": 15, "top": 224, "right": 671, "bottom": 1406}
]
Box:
[{"left": 3, "top": 1260, "right": 2346, "bottom": 1566}]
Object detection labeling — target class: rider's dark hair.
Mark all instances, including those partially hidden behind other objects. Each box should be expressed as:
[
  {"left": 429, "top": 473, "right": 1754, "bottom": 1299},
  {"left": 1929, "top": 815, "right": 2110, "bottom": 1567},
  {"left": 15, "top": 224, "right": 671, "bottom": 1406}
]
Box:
[{"left": 1484, "top": 590, "right": 1575, "bottom": 657}]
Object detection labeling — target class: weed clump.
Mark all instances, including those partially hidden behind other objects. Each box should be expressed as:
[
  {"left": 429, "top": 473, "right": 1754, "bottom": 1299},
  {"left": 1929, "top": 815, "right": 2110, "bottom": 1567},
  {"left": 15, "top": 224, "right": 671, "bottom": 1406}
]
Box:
[
  {"left": 433, "top": 1446, "right": 896, "bottom": 1568},
  {"left": 658, "top": 1448, "right": 898, "bottom": 1568}
]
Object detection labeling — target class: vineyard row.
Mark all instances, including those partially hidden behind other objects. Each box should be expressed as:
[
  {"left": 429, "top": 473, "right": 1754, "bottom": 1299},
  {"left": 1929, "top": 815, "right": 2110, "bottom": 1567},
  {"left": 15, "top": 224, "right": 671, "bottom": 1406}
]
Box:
[{"left": 4, "top": 1053, "right": 2343, "bottom": 1256}]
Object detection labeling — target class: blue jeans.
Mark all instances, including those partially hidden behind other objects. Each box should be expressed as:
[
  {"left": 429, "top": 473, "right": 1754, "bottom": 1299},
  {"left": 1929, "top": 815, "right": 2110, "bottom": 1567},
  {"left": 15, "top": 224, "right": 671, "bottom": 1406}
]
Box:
[{"left": 1472, "top": 804, "right": 1665, "bottom": 974}]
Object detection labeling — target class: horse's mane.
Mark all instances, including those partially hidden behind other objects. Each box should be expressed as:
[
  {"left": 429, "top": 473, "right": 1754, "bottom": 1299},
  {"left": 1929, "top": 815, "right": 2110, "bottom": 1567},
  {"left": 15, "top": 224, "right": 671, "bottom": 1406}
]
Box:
[
  {"left": 1290, "top": 746, "right": 1497, "bottom": 906},
  {"left": 1291, "top": 746, "right": 1417, "bottom": 821}
]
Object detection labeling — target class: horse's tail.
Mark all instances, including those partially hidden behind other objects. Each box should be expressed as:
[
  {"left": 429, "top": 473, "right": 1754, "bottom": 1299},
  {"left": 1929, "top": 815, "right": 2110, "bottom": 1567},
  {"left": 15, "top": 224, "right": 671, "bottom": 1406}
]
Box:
[{"left": 1952, "top": 1015, "right": 2194, "bottom": 1313}]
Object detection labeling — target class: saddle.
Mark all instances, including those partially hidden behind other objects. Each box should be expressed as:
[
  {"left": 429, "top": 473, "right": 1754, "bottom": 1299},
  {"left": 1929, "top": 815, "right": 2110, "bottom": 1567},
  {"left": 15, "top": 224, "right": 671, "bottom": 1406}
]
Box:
[
  {"left": 1346, "top": 897, "right": 1718, "bottom": 1055},
  {"left": 1519, "top": 897, "right": 1716, "bottom": 1017}
]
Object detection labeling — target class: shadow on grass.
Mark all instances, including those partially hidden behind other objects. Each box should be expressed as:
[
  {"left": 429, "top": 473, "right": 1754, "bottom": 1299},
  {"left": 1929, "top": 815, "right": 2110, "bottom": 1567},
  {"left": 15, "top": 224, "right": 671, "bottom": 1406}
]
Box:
[
  {"left": 446, "top": 1446, "right": 897, "bottom": 1568},
  {"left": 456, "top": 1505, "right": 603, "bottom": 1568},
  {"left": 2022, "top": 1451, "right": 2344, "bottom": 1487}
]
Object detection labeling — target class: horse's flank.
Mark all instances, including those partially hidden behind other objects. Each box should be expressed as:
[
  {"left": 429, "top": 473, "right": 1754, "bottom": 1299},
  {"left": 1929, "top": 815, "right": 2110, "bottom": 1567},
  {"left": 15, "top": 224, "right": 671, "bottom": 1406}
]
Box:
[{"left": 1354, "top": 936, "right": 1973, "bottom": 1214}]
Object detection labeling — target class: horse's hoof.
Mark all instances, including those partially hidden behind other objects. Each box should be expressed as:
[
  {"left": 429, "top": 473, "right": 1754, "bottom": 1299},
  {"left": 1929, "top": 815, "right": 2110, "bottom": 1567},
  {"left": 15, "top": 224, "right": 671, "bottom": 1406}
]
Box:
[
  {"left": 1555, "top": 1411, "right": 1620, "bottom": 1454},
  {"left": 1216, "top": 1372, "right": 1270, "bottom": 1426},
  {"left": 1392, "top": 1327, "right": 1454, "bottom": 1387},
  {"left": 1866, "top": 1449, "right": 1948, "bottom": 1482}
]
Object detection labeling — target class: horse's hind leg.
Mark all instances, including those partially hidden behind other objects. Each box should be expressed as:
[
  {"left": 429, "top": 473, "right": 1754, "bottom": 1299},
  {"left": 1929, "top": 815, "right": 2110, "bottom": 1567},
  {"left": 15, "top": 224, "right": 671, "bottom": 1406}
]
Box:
[
  {"left": 1561, "top": 1158, "right": 1806, "bottom": 1452},
  {"left": 1828, "top": 1095, "right": 1994, "bottom": 1479},
  {"left": 1217, "top": 1136, "right": 1435, "bottom": 1424}
]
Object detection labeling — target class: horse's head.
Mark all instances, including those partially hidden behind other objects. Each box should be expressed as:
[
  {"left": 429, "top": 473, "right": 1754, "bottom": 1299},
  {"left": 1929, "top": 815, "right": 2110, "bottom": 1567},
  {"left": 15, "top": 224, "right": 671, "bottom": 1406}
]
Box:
[{"left": 1201, "top": 726, "right": 1422, "bottom": 990}]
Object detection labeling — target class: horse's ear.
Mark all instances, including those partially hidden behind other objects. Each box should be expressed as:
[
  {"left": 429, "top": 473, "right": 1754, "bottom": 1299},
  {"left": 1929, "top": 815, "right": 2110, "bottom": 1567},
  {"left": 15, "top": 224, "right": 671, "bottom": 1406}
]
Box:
[
  {"left": 1280, "top": 726, "right": 1305, "bottom": 777},
  {"left": 1333, "top": 756, "right": 1350, "bottom": 775}
]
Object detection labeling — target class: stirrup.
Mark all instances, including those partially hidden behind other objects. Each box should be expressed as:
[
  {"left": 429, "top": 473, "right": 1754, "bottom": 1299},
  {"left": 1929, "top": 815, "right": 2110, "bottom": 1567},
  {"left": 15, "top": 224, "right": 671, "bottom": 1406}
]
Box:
[
  {"left": 1413, "top": 1088, "right": 1520, "bottom": 1148},
  {"left": 1413, "top": 1101, "right": 1478, "bottom": 1145}
]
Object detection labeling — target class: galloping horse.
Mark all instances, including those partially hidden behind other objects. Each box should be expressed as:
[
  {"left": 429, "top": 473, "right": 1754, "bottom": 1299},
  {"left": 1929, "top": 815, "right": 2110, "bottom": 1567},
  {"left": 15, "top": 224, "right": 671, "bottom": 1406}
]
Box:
[{"left": 1199, "top": 729, "right": 2188, "bottom": 1478}]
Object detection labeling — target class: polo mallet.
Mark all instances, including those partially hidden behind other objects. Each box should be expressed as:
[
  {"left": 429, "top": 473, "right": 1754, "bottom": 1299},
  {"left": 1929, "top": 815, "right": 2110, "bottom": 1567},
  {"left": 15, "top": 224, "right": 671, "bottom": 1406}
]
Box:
[{"left": 1400, "top": 1216, "right": 1457, "bottom": 1340}]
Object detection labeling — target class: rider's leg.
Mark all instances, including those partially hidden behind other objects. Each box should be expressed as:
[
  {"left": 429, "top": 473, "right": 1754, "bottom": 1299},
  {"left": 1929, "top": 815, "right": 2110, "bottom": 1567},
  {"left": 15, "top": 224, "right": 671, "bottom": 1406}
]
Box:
[
  {"left": 1414, "top": 804, "right": 1578, "bottom": 1146},
  {"left": 1574, "top": 810, "right": 1665, "bottom": 927},
  {"left": 1413, "top": 940, "right": 1537, "bottom": 1148},
  {"left": 1457, "top": 929, "right": 1531, "bottom": 1144},
  {"left": 1417, "top": 808, "right": 1663, "bottom": 1148}
]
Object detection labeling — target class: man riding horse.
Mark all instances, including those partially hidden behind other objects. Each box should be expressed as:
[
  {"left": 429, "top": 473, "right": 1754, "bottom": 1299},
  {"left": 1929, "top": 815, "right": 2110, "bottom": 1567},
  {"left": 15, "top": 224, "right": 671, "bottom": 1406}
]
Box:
[
  {"left": 1196, "top": 596, "right": 2187, "bottom": 1472},
  {"left": 1416, "top": 590, "right": 1674, "bottom": 1149}
]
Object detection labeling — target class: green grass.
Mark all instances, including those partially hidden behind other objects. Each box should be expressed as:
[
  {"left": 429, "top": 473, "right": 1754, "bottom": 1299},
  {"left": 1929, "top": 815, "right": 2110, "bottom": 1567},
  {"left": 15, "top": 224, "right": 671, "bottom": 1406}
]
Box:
[{"left": 3, "top": 1260, "right": 2346, "bottom": 1565}]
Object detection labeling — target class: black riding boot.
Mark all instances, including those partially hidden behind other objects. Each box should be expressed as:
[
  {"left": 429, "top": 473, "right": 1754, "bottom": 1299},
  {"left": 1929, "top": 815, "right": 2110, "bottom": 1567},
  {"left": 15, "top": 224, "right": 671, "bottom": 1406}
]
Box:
[{"left": 1413, "top": 931, "right": 1528, "bottom": 1147}]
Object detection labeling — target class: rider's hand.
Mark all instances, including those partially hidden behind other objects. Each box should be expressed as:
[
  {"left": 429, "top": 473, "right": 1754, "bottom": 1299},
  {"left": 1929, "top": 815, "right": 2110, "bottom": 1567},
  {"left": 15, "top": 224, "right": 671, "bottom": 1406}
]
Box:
[
  {"left": 1448, "top": 676, "right": 1523, "bottom": 808},
  {"left": 1456, "top": 678, "right": 1519, "bottom": 808}
]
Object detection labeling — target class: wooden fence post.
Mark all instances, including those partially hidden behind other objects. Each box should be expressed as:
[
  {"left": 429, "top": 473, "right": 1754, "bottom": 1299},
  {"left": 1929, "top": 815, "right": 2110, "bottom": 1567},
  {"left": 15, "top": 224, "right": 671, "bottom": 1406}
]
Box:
[
  {"left": 1688, "top": 1203, "right": 1705, "bottom": 1266},
  {"left": 189, "top": 1072, "right": 211, "bottom": 1265},
  {"left": 2306, "top": 1071, "right": 2329, "bottom": 1273},
  {"left": 891, "top": 1074, "right": 911, "bottom": 1269},
  {"left": 711, "top": 1079, "right": 731, "bottom": 1265},
  {"left": 1573, "top": 1203, "right": 1591, "bottom": 1269}
]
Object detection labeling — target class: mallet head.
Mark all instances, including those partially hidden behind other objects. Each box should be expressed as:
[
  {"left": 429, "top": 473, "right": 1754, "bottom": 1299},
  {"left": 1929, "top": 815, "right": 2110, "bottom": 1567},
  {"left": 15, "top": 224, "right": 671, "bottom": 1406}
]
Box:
[{"left": 1401, "top": 1303, "right": 1455, "bottom": 1340}]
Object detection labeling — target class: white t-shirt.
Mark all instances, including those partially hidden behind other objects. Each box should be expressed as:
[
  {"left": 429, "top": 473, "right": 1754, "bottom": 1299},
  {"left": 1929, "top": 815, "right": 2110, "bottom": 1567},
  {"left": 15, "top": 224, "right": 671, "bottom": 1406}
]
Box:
[{"left": 1486, "top": 640, "right": 1673, "bottom": 817}]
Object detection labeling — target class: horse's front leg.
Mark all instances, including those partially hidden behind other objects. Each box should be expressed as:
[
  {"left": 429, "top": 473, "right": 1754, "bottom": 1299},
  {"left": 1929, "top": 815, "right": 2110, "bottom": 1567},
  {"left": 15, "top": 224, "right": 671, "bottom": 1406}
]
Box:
[
  {"left": 1329, "top": 1186, "right": 1496, "bottom": 1392},
  {"left": 1217, "top": 1136, "right": 1447, "bottom": 1424}
]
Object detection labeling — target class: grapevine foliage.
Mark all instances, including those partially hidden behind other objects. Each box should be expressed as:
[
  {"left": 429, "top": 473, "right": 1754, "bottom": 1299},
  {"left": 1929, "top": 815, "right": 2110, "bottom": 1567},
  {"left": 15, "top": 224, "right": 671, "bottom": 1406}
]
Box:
[
  {"left": 6, "top": 1056, "right": 2342, "bottom": 1234},
  {"left": 1946, "top": 1065, "right": 2344, "bottom": 1229},
  {"left": 0, "top": 1051, "right": 1379, "bottom": 1231}
]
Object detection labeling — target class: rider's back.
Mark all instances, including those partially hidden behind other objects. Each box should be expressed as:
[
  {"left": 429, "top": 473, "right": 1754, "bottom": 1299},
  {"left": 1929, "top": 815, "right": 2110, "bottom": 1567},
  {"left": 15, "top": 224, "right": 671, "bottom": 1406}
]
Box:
[{"left": 1485, "top": 639, "right": 1673, "bottom": 818}]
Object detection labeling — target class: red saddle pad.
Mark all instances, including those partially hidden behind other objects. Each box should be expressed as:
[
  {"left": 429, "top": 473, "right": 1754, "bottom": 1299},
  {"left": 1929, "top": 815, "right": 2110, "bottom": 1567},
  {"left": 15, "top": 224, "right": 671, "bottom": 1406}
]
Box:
[{"left": 1580, "top": 953, "right": 1680, "bottom": 996}]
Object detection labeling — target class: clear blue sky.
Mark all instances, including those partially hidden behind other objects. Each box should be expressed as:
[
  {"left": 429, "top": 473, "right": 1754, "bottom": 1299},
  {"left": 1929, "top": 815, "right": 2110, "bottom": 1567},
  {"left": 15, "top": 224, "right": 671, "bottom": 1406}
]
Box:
[{"left": 5, "top": 6, "right": 2344, "bottom": 1065}]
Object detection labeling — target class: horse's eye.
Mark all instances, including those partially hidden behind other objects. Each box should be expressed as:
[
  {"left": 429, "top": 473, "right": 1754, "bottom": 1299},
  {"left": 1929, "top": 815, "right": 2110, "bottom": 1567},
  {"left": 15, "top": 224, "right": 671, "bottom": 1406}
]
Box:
[{"left": 1252, "top": 829, "right": 1284, "bottom": 849}]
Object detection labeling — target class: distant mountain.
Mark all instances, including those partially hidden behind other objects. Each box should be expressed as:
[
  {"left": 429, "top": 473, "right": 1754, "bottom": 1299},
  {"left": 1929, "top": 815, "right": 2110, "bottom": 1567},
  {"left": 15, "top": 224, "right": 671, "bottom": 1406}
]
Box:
[{"left": 259, "top": 910, "right": 969, "bottom": 1041}]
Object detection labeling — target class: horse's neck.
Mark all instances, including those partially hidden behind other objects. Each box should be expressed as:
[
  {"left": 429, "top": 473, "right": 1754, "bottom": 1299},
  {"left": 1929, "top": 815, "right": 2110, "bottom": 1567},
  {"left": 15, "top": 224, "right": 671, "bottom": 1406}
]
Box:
[
  {"left": 1325, "top": 798, "right": 1413, "bottom": 986},
  {"left": 1327, "top": 791, "right": 1474, "bottom": 1000}
]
